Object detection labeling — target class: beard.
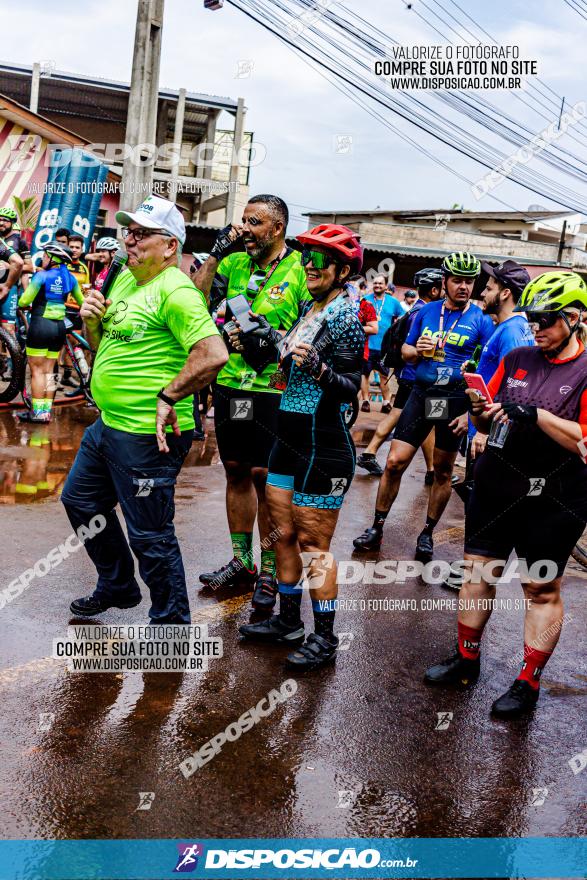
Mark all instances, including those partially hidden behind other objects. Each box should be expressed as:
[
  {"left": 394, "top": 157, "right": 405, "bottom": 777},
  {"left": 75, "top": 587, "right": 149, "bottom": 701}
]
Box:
[{"left": 245, "top": 233, "right": 275, "bottom": 262}]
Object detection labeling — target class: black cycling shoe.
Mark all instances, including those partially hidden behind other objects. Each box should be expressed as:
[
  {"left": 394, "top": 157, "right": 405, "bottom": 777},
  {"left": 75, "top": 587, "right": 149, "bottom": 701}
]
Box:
[
  {"left": 239, "top": 614, "right": 304, "bottom": 643},
  {"left": 491, "top": 680, "right": 539, "bottom": 718},
  {"left": 251, "top": 573, "right": 278, "bottom": 610},
  {"left": 424, "top": 649, "right": 480, "bottom": 686},
  {"left": 353, "top": 526, "right": 382, "bottom": 551},
  {"left": 70, "top": 594, "right": 142, "bottom": 617},
  {"left": 286, "top": 632, "right": 339, "bottom": 670},
  {"left": 199, "top": 557, "right": 257, "bottom": 589},
  {"left": 424, "top": 470, "right": 435, "bottom": 486},
  {"left": 356, "top": 453, "right": 384, "bottom": 476},
  {"left": 415, "top": 530, "right": 433, "bottom": 562}
]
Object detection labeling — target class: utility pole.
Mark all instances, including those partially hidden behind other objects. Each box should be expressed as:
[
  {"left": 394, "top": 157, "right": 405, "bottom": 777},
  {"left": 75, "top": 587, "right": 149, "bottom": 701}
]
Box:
[
  {"left": 120, "top": 0, "right": 165, "bottom": 214},
  {"left": 29, "top": 63, "right": 41, "bottom": 114}
]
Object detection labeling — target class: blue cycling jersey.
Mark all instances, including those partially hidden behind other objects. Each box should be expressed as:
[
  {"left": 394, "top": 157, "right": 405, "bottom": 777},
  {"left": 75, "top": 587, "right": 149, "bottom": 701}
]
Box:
[
  {"left": 405, "top": 298, "right": 493, "bottom": 387},
  {"left": 468, "top": 314, "right": 535, "bottom": 439},
  {"left": 399, "top": 297, "right": 426, "bottom": 383},
  {"left": 477, "top": 314, "right": 535, "bottom": 384}
]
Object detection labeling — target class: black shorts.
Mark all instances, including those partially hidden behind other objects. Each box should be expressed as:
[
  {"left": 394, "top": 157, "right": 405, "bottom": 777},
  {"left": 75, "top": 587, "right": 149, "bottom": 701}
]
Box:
[
  {"left": 393, "top": 384, "right": 466, "bottom": 453},
  {"left": 267, "top": 412, "right": 355, "bottom": 510},
  {"left": 26, "top": 316, "right": 66, "bottom": 358},
  {"left": 393, "top": 378, "right": 414, "bottom": 410},
  {"left": 362, "top": 348, "right": 389, "bottom": 378},
  {"left": 213, "top": 384, "right": 281, "bottom": 468},
  {"left": 465, "top": 482, "right": 586, "bottom": 579}
]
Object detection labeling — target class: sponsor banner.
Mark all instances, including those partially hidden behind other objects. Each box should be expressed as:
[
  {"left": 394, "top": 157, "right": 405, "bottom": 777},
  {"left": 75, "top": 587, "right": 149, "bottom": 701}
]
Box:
[
  {"left": 0, "top": 837, "right": 585, "bottom": 879},
  {"left": 32, "top": 147, "right": 109, "bottom": 257}
]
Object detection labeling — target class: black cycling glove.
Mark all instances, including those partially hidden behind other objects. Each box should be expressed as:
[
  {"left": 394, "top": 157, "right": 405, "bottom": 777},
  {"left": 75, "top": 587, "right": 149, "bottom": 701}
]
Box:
[
  {"left": 296, "top": 345, "right": 321, "bottom": 376},
  {"left": 210, "top": 225, "right": 238, "bottom": 261},
  {"left": 501, "top": 402, "right": 538, "bottom": 424},
  {"left": 247, "top": 313, "right": 283, "bottom": 349}
]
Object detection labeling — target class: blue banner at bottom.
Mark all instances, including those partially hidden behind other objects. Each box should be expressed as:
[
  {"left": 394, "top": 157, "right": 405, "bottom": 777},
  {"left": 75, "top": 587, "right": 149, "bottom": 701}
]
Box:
[{"left": 1, "top": 838, "right": 586, "bottom": 879}]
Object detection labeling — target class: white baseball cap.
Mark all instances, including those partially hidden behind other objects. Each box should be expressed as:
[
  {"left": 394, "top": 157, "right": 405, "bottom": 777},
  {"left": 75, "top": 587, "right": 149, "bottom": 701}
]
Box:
[{"left": 116, "top": 195, "right": 186, "bottom": 244}]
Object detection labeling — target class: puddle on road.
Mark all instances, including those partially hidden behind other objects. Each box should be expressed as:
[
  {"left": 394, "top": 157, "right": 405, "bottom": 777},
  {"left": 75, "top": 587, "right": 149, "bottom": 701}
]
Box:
[{"left": 0, "top": 405, "right": 217, "bottom": 504}]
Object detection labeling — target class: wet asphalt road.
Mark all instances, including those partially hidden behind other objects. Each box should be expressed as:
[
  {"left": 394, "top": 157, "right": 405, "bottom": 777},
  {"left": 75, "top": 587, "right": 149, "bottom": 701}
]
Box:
[{"left": 0, "top": 402, "right": 586, "bottom": 846}]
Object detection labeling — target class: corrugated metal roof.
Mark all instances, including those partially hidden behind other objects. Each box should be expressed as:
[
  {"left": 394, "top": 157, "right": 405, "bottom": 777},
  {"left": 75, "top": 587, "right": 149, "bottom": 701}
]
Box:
[
  {"left": 0, "top": 63, "right": 239, "bottom": 113},
  {"left": 362, "top": 241, "right": 570, "bottom": 267}
]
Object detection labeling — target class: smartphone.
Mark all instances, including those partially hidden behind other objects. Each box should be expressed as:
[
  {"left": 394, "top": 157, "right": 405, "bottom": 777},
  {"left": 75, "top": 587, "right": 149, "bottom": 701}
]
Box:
[
  {"left": 226, "top": 294, "right": 260, "bottom": 334},
  {"left": 463, "top": 372, "right": 493, "bottom": 405}
]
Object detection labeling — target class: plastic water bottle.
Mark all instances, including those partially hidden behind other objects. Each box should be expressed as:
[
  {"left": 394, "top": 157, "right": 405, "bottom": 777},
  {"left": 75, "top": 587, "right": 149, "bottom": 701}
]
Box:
[{"left": 73, "top": 345, "right": 89, "bottom": 378}]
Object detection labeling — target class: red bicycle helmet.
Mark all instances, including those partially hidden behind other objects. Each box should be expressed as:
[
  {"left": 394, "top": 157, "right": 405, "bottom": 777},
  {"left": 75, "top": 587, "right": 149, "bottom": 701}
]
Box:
[{"left": 297, "top": 224, "right": 363, "bottom": 272}]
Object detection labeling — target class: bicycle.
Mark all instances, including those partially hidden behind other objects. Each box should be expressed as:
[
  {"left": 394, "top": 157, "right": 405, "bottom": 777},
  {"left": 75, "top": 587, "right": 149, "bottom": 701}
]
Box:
[{"left": 0, "top": 320, "right": 26, "bottom": 404}]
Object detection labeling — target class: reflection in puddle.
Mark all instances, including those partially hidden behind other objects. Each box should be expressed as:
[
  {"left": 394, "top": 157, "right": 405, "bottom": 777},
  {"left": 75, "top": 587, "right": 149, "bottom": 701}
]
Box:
[{"left": 0, "top": 405, "right": 218, "bottom": 504}]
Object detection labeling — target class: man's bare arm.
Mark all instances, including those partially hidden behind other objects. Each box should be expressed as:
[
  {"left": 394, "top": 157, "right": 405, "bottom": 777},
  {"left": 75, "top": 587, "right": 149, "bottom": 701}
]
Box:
[
  {"left": 163, "top": 335, "right": 228, "bottom": 400},
  {"left": 192, "top": 256, "right": 220, "bottom": 301}
]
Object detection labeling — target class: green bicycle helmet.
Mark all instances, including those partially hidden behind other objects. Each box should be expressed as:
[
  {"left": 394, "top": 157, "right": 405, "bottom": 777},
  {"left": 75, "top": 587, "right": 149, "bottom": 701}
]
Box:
[
  {"left": 441, "top": 251, "right": 481, "bottom": 277},
  {"left": 514, "top": 271, "right": 587, "bottom": 313},
  {"left": 0, "top": 206, "right": 17, "bottom": 222}
]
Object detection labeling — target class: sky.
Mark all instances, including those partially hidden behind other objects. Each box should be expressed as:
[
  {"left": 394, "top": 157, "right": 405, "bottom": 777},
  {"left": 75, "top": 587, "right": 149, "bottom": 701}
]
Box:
[{"left": 2, "top": 0, "right": 586, "bottom": 233}]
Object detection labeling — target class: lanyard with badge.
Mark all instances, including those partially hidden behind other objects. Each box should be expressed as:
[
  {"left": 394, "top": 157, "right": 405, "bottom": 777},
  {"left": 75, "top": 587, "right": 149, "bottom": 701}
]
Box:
[
  {"left": 433, "top": 300, "right": 471, "bottom": 362},
  {"left": 246, "top": 246, "right": 290, "bottom": 302}
]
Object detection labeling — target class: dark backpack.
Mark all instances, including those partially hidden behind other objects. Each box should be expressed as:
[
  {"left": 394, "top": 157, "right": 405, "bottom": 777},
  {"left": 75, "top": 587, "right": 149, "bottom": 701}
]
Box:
[{"left": 381, "top": 304, "right": 420, "bottom": 372}]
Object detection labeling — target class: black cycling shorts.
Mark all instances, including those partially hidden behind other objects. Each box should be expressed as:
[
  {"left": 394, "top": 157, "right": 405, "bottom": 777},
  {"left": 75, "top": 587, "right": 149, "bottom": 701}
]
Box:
[
  {"left": 393, "top": 378, "right": 414, "bottom": 410},
  {"left": 213, "top": 384, "right": 281, "bottom": 468},
  {"left": 393, "top": 384, "right": 466, "bottom": 453},
  {"left": 267, "top": 413, "right": 355, "bottom": 510},
  {"left": 26, "top": 316, "right": 66, "bottom": 358},
  {"left": 465, "top": 481, "right": 586, "bottom": 579},
  {"left": 362, "top": 348, "right": 389, "bottom": 378}
]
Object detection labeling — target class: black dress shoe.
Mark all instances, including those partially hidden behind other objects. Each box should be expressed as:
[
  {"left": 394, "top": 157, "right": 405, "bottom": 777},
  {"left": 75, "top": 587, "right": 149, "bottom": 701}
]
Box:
[
  {"left": 69, "top": 594, "right": 141, "bottom": 617},
  {"left": 491, "top": 680, "right": 539, "bottom": 718}
]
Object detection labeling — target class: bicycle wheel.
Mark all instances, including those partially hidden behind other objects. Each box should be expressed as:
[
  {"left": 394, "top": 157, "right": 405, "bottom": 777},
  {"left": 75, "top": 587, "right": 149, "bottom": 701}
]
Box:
[
  {"left": 571, "top": 526, "right": 587, "bottom": 569},
  {"left": 0, "top": 327, "right": 25, "bottom": 403}
]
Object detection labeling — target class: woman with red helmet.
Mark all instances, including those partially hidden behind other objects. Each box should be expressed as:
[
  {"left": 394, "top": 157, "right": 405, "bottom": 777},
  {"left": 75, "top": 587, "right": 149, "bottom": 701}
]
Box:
[{"left": 236, "top": 224, "right": 365, "bottom": 670}]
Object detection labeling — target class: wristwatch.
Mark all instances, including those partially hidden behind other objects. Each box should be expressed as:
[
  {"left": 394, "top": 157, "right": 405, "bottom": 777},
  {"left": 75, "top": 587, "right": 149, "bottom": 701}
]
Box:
[{"left": 157, "top": 388, "right": 178, "bottom": 406}]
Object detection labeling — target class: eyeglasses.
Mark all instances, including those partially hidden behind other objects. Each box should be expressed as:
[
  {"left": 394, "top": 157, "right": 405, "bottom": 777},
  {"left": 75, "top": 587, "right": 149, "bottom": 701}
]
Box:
[
  {"left": 301, "top": 248, "right": 338, "bottom": 270},
  {"left": 526, "top": 311, "right": 560, "bottom": 330},
  {"left": 121, "top": 227, "right": 171, "bottom": 242}
]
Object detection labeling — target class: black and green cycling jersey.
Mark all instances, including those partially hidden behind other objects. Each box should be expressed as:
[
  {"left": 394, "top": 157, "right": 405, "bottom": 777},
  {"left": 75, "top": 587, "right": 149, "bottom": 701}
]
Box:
[{"left": 215, "top": 249, "right": 311, "bottom": 393}]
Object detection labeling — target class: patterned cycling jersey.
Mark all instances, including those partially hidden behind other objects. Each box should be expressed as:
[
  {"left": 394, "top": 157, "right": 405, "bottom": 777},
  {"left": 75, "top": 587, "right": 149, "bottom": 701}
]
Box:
[
  {"left": 483, "top": 343, "right": 587, "bottom": 492},
  {"left": 0, "top": 237, "right": 16, "bottom": 265},
  {"left": 18, "top": 265, "right": 83, "bottom": 320},
  {"left": 268, "top": 290, "right": 364, "bottom": 509},
  {"left": 280, "top": 291, "right": 364, "bottom": 416},
  {"left": 0, "top": 231, "right": 29, "bottom": 284}
]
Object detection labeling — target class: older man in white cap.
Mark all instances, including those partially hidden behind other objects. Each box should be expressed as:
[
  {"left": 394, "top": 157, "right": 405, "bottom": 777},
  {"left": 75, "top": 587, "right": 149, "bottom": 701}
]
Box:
[{"left": 62, "top": 196, "right": 228, "bottom": 623}]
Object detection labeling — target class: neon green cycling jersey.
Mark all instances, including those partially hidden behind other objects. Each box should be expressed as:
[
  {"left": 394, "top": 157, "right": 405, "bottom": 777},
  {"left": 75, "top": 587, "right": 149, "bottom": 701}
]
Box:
[
  {"left": 91, "top": 266, "right": 219, "bottom": 434},
  {"left": 216, "top": 249, "right": 311, "bottom": 393}
]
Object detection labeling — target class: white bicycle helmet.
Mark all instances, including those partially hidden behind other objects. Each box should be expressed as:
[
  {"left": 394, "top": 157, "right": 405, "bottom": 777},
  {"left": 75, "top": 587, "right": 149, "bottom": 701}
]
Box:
[{"left": 96, "top": 236, "right": 119, "bottom": 251}]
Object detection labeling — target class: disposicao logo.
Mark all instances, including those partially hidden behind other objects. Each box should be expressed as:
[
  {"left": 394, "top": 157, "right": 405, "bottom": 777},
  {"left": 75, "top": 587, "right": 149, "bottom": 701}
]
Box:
[{"left": 174, "top": 843, "right": 205, "bottom": 873}]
